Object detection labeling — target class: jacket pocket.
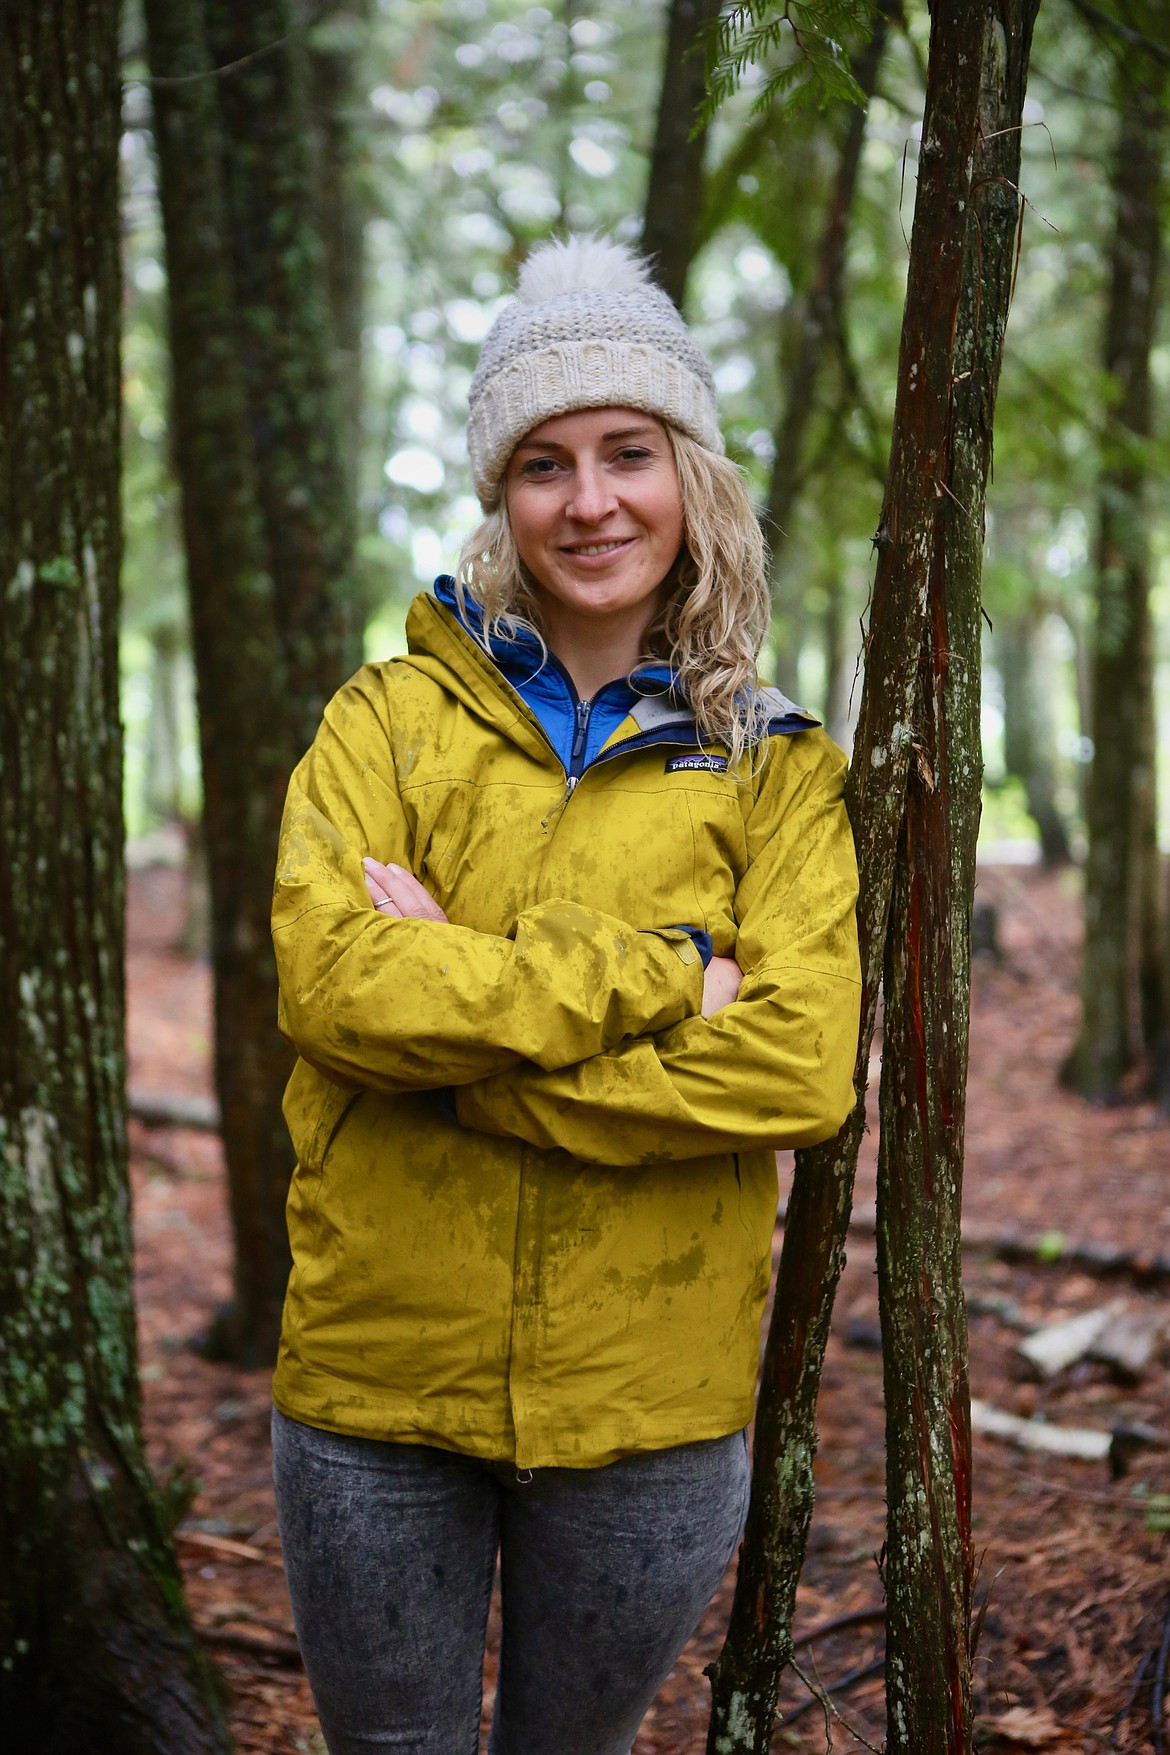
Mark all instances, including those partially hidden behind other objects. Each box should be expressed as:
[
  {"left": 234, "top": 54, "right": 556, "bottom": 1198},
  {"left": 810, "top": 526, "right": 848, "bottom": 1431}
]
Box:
[{"left": 283, "top": 1058, "right": 361, "bottom": 1172}]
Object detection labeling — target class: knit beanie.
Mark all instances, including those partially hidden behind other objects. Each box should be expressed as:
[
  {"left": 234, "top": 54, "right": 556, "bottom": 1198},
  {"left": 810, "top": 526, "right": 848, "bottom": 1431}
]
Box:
[{"left": 466, "top": 234, "right": 723, "bottom": 511}]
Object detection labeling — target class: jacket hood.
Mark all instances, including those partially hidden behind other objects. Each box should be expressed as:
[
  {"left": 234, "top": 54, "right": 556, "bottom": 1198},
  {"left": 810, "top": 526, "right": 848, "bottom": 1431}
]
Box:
[{"left": 395, "top": 577, "right": 819, "bottom": 775}]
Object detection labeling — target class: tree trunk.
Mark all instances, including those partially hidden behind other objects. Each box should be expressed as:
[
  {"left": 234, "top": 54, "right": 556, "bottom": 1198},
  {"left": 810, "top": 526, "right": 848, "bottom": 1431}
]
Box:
[
  {"left": 303, "top": 0, "right": 373, "bottom": 504},
  {"left": 145, "top": 0, "right": 300, "bottom": 1366},
  {"left": 147, "top": 0, "right": 364, "bottom": 1362},
  {"left": 705, "top": 4, "right": 1038, "bottom": 1749},
  {"left": 765, "top": 2, "right": 891, "bottom": 697},
  {"left": 1066, "top": 44, "right": 1164, "bottom": 1101},
  {"left": 0, "top": 7, "right": 231, "bottom": 1748},
  {"left": 146, "top": 622, "right": 187, "bottom": 824},
  {"left": 1136, "top": 608, "right": 1165, "bottom": 1061},
  {"left": 822, "top": 560, "right": 848, "bottom": 744},
  {"left": 641, "top": 0, "right": 726, "bottom": 308},
  {"left": 204, "top": 0, "right": 361, "bottom": 757},
  {"left": 999, "top": 609, "right": 1073, "bottom": 867},
  {"left": 877, "top": 10, "right": 1036, "bottom": 1744}
]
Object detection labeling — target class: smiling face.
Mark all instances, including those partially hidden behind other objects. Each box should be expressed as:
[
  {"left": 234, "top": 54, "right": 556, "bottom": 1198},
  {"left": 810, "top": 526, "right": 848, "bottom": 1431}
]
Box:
[{"left": 503, "top": 407, "right": 685, "bottom": 679}]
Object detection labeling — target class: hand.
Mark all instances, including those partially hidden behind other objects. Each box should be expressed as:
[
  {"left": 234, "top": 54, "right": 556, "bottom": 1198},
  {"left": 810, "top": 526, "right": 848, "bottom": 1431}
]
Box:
[
  {"left": 702, "top": 955, "right": 743, "bottom": 1018},
  {"left": 363, "top": 857, "right": 449, "bottom": 923}
]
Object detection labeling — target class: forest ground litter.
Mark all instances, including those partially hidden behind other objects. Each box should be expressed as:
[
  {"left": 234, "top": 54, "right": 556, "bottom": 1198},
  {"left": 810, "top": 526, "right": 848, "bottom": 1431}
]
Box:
[{"left": 128, "top": 861, "right": 1170, "bottom": 1754}]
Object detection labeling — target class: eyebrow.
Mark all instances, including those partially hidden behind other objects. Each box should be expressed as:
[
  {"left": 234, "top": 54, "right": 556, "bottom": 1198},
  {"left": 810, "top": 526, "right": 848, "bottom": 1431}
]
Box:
[{"left": 513, "top": 425, "right": 659, "bottom": 453}]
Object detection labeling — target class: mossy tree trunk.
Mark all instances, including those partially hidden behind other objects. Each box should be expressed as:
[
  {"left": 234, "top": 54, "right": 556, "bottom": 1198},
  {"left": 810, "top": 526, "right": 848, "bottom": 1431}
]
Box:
[
  {"left": 705, "top": 4, "right": 1038, "bottom": 1750},
  {"left": 1066, "top": 38, "right": 1165, "bottom": 1102},
  {"left": 0, "top": 6, "right": 232, "bottom": 1748},
  {"left": 145, "top": 0, "right": 363, "bottom": 1363},
  {"left": 641, "top": 0, "right": 726, "bottom": 309}
]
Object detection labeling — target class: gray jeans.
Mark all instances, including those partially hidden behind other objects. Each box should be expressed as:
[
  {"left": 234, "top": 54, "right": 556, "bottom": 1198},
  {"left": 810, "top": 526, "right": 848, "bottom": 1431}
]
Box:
[{"left": 271, "top": 1408, "right": 750, "bottom": 1755}]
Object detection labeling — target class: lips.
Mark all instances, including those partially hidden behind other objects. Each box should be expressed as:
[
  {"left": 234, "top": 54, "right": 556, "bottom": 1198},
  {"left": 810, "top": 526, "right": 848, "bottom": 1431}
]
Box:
[{"left": 560, "top": 537, "right": 637, "bottom": 558}]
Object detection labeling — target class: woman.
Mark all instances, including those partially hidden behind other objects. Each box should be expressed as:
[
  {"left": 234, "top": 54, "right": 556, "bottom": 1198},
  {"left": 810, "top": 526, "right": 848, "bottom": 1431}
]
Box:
[{"left": 270, "top": 235, "right": 861, "bottom": 1755}]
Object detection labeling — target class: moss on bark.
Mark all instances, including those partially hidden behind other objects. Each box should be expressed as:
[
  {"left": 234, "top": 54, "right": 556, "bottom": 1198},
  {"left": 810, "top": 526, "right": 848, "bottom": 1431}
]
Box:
[{"left": 0, "top": 5, "right": 232, "bottom": 1746}]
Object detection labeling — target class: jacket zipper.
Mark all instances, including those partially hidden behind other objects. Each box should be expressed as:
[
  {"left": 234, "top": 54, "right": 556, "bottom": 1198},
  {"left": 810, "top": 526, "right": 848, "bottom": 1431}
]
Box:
[{"left": 567, "top": 697, "right": 592, "bottom": 794}]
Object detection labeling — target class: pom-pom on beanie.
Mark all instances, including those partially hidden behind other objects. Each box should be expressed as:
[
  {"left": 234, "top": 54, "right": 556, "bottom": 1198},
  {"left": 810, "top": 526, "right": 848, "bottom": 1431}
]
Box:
[{"left": 467, "top": 234, "right": 723, "bottom": 510}]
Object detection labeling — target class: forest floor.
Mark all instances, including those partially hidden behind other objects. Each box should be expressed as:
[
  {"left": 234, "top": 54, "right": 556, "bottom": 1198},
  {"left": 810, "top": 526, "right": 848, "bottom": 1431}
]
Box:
[{"left": 127, "top": 861, "right": 1170, "bottom": 1755}]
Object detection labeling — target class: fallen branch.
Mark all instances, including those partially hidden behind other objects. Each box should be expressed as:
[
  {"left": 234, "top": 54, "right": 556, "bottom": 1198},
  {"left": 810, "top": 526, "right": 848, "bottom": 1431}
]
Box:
[
  {"left": 778, "top": 1654, "right": 885, "bottom": 1735},
  {"left": 971, "top": 1400, "right": 1167, "bottom": 1473},
  {"left": 130, "top": 1089, "right": 221, "bottom": 1132},
  {"left": 778, "top": 1200, "right": 1170, "bottom": 1286},
  {"left": 972, "top": 1400, "right": 1111, "bottom": 1461},
  {"left": 196, "top": 1624, "right": 302, "bottom": 1667},
  {"left": 175, "top": 1526, "right": 270, "bottom": 1563}
]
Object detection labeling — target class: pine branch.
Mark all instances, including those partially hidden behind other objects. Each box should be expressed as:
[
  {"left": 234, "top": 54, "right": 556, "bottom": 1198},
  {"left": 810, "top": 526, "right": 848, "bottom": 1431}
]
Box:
[{"left": 699, "top": 0, "right": 879, "bottom": 122}]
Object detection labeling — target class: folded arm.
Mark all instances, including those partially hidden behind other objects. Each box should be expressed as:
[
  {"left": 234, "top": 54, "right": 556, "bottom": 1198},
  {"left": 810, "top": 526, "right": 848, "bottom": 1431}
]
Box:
[
  {"left": 455, "top": 732, "right": 861, "bottom": 1163},
  {"left": 272, "top": 670, "right": 704, "bottom": 1093}
]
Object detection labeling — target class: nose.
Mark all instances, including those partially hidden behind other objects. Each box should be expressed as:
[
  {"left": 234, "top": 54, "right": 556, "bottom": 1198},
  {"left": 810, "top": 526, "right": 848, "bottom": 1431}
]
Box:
[{"left": 564, "top": 459, "right": 617, "bottom": 525}]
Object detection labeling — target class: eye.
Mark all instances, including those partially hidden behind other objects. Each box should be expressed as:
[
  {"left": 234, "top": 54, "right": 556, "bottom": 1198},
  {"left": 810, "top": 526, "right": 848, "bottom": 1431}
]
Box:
[
  {"left": 615, "top": 446, "right": 653, "bottom": 465},
  {"left": 520, "top": 456, "right": 561, "bottom": 477}
]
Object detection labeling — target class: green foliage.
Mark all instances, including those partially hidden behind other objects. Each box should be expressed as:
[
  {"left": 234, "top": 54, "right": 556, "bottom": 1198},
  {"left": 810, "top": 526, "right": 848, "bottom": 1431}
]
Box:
[
  {"left": 115, "top": 0, "right": 1170, "bottom": 859},
  {"left": 700, "top": 0, "right": 878, "bottom": 123},
  {"left": 1140, "top": 1493, "right": 1170, "bottom": 1534}
]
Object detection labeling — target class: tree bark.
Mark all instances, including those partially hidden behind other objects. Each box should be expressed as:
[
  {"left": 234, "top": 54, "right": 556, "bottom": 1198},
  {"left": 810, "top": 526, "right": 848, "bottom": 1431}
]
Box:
[
  {"left": 0, "top": 6, "right": 232, "bottom": 1747},
  {"left": 641, "top": 0, "right": 726, "bottom": 308},
  {"left": 303, "top": 0, "right": 372, "bottom": 503},
  {"left": 765, "top": 2, "right": 891, "bottom": 697},
  {"left": 705, "top": 4, "right": 1038, "bottom": 1749},
  {"left": 204, "top": 0, "right": 361, "bottom": 757},
  {"left": 147, "top": 0, "right": 364, "bottom": 1362},
  {"left": 145, "top": 0, "right": 300, "bottom": 1366},
  {"left": 877, "top": 10, "right": 1036, "bottom": 1745},
  {"left": 1066, "top": 41, "right": 1164, "bottom": 1101}
]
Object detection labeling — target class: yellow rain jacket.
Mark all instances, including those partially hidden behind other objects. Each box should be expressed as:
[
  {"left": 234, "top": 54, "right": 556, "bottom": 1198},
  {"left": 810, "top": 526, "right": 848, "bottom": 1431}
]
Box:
[{"left": 271, "top": 588, "right": 861, "bottom": 1468}]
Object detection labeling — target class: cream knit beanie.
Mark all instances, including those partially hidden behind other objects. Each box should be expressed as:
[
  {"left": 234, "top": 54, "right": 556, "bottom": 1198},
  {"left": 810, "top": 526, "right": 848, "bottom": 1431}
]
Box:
[{"left": 467, "top": 234, "right": 723, "bottom": 510}]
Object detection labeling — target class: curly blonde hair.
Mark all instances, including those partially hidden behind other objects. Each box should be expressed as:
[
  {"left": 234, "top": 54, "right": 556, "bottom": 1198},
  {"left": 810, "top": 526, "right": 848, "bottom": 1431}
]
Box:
[{"left": 455, "top": 427, "right": 772, "bottom": 768}]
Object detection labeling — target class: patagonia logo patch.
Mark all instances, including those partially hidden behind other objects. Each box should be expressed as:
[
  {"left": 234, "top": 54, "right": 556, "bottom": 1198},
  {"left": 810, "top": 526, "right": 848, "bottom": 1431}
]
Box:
[{"left": 665, "top": 753, "right": 728, "bottom": 775}]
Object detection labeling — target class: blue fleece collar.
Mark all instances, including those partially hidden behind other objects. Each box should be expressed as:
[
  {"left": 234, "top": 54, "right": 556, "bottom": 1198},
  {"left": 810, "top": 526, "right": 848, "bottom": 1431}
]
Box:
[{"left": 432, "top": 575, "right": 679, "bottom": 777}]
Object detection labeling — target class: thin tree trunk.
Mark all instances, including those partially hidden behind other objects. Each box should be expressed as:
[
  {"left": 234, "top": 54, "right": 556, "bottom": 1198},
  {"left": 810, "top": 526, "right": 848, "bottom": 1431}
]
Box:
[
  {"left": 1066, "top": 45, "right": 1164, "bottom": 1101},
  {"left": 765, "top": 2, "right": 891, "bottom": 696},
  {"left": 706, "top": 4, "right": 1038, "bottom": 1748},
  {"left": 145, "top": 0, "right": 300, "bottom": 1367},
  {"left": 0, "top": 7, "right": 231, "bottom": 1747},
  {"left": 1136, "top": 611, "right": 1164, "bottom": 1059},
  {"left": 641, "top": 0, "right": 725, "bottom": 308},
  {"left": 1155, "top": 857, "right": 1170, "bottom": 1112},
  {"left": 822, "top": 561, "right": 847, "bottom": 743},
  {"left": 146, "top": 622, "right": 187, "bottom": 824},
  {"left": 999, "top": 608, "right": 1073, "bottom": 866},
  {"left": 877, "top": 11, "right": 1036, "bottom": 1744}
]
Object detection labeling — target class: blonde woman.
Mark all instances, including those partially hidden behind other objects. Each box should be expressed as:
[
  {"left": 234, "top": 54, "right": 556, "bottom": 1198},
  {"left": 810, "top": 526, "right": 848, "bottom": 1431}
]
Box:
[{"left": 270, "top": 237, "right": 861, "bottom": 1755}]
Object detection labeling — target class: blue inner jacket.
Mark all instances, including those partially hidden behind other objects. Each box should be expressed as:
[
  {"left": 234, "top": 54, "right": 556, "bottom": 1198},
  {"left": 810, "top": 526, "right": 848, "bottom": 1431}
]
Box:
[{"left": 433, "top": 574, "right": 678, "bottom": 782}]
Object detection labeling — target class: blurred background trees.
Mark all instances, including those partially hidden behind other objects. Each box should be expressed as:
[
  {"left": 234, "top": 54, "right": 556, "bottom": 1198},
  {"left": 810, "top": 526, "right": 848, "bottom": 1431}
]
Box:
[{"left": 115, "top": 0, "right": 1170, "bottom": 1353}]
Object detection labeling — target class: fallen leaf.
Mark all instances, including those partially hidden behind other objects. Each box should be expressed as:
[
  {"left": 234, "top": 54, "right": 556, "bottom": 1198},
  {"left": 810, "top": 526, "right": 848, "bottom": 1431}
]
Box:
[{"left": 977, "top": 1705, "right": 1078, "bottom": 1746}]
